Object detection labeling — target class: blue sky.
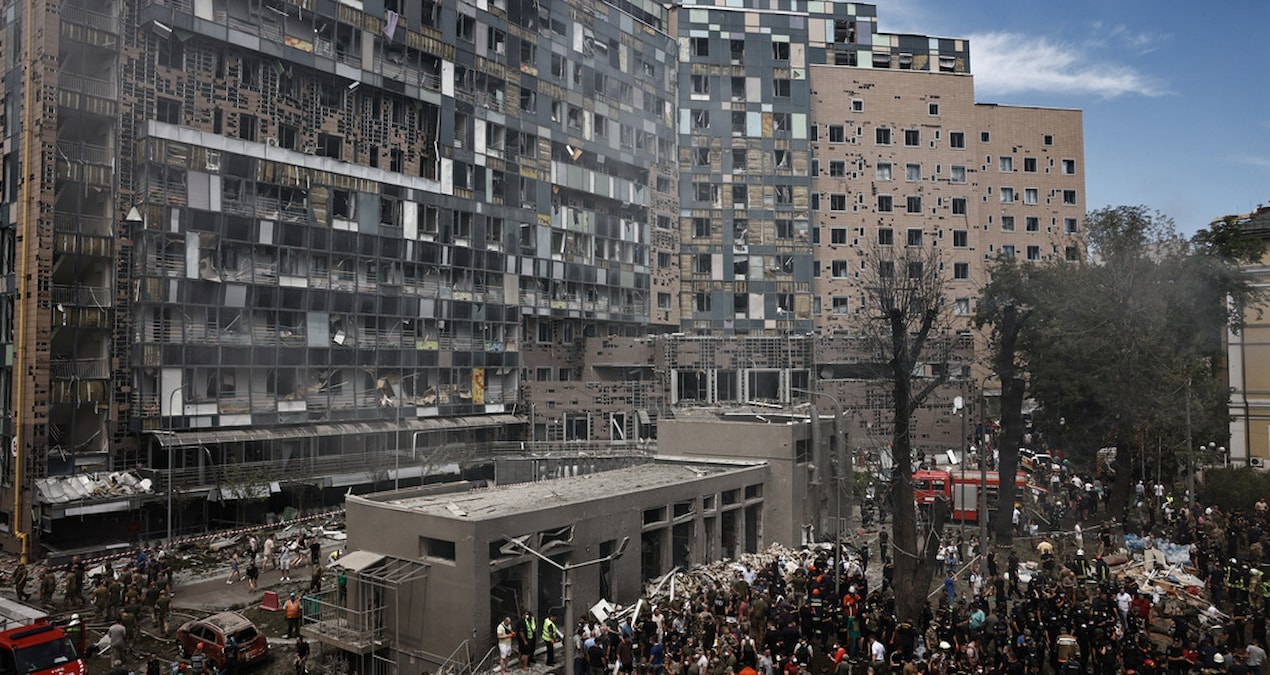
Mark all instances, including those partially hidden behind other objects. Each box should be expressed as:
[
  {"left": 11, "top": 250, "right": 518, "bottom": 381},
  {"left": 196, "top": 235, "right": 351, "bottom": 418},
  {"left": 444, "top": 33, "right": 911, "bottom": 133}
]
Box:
[{"left": 881, "top": 0, "right": 1270, "bottom": 234}]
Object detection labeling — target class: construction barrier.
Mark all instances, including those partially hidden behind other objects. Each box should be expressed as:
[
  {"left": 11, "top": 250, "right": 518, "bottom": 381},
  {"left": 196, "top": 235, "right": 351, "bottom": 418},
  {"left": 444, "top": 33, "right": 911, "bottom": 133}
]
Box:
[{"left": 259, "top": 590, "right": 281, "bottom": 612}]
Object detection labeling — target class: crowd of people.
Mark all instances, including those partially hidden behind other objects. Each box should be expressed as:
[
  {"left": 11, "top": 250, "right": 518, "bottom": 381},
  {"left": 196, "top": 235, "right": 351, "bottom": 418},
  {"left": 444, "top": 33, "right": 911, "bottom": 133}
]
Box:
[{"left": 499, "top": 465, "right": 1270, "bottom": 675}]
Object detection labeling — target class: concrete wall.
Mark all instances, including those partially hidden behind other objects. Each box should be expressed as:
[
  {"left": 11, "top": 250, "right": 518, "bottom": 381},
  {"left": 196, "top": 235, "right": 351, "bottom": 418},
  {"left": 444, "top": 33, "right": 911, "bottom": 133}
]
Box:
[
  {"left": 344, "top": 461, "right": 770, "bottom": 666},
  {"left": 658, "top": 417, "right": 823, "bottom": 546}
]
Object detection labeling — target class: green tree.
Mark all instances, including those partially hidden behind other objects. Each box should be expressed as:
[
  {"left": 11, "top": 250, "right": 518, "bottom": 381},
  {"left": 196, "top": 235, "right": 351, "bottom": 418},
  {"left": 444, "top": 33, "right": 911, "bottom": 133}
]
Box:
[
  {"left": 974, "top": 256, "right": 1042, "bottom": 546},
  {"left": 1019, "top": 206, "right": 1258, "bottom": 516}
]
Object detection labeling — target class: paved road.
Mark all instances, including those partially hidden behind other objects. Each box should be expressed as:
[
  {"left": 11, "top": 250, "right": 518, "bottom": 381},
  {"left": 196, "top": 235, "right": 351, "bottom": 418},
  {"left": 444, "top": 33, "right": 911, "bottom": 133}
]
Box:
[{"left": 172, "top": 539, "right": 343, "bottom": 613}]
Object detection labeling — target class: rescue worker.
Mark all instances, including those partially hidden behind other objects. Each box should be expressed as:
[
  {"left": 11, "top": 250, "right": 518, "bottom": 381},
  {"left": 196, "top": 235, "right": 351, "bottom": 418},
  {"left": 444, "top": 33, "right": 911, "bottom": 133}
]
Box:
[
  {"left": 1094, "top": 553, "right": 1112, "bottom": 586},
  {"left": 517, "top": 610, "right": 537, "bottom": 668},
  {"left": 1249, "top": 569, "right": 1264, "bottom": 613},
  {"left": 1226, "top": 559, "right": 1246, "bottom": 606},
  {"left": 65, "top": 614, "right": 85, "bottom": 657},
  {"left": 39, "top": 568, "right": 56, "bottom": 607},
  {"left": 541, "top": 613, "right": 560, "bottom": 667},
  {"left": 190, "top": 643, "right": 207, "bottom": 675},
  {"left": 154, "top": 588, "right": 171, "bottom": 634},
  {"left": 284, "top": 592, "right": 303, "bottom": 638},
  {"left": 1055, "top": 630, "right": 1080, "bottom": 672},
  {"left": 92, "top": 580, "right": 110, "bottom": 619},
  {"left": 12, "top": 563, "right": 29, "bottom": 602}
]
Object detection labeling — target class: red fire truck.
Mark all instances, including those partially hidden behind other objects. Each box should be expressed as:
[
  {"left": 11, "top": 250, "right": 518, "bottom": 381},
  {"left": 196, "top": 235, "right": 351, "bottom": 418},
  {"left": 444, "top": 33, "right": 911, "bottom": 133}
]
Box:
[
  {"left": 0, "top": 620, "right": 85, "bottom": 675},
  {"left": 912, "top": 469, "right": 1032, "bottom": 523}
]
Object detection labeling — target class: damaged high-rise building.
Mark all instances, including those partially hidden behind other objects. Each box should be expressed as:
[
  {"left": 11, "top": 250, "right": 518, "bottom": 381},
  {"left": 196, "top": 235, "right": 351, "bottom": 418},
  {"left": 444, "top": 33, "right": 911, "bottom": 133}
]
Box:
[
  {"left": 0, "top": 0, "right": 677, "bottom": 557},
  {"left": 0, "top": 0, "right": 1082, "bottom": 559},
  {"left": 527, "top": 1, "right": 1083, "bottom": 462}
]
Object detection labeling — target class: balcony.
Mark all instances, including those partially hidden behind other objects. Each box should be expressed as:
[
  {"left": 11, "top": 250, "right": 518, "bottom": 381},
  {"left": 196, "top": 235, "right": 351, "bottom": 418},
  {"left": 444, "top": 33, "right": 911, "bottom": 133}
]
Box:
[
  {"left": 143, "top": 250, "right": 185, "bottom": 277},
  {"left": 50, "top": 358, "right": 111, "bottom": 380},
  {"left": 57, "top": 141, "right": 115, "bottom": 168},
  {"left": 54, "top": 213, "right": 114, "bottom": 238},
  {"left": 51, "top": 285, "right": 113, "bottom": 308},
  {"left": 53, "top": 233, "right": 114, "bottom": 260},
  {"left": 301, "top": 591, "right": 387, "bottom": 655},
  {"left": 59, "top": 73, "right": 117, "bottom": 101},
  {"left": 63, "top": 5, "right": 121, "bottom": 34},
  {"left": 53, "top": 306, "right": 110, "bottom": 329}
]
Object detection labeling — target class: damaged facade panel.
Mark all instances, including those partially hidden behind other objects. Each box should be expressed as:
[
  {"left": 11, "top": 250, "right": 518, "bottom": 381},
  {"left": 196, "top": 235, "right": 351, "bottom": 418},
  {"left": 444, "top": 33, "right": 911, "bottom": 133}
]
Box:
[{"left": 0, "top": 0, "right": 677, "bottom": 554}]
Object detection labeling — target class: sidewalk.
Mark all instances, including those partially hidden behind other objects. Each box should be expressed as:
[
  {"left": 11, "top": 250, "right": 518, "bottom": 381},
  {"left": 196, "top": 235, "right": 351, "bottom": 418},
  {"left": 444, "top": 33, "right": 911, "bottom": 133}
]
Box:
[{"left": 172, "top": 562, "right": 321, "bottom": 612}]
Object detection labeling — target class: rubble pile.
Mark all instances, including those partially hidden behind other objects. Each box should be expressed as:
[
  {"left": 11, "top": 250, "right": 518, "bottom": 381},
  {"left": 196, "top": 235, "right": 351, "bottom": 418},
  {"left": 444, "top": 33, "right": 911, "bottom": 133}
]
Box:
[{"left": 627, "top": 543, "right": 862, "bottom": 616}]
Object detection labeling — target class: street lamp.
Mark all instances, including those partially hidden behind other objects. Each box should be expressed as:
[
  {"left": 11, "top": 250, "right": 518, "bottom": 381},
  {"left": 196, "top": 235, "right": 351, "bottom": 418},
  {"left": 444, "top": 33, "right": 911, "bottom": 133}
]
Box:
[{"left": 500, "top": 535, "right": 629, "bottom": 675}]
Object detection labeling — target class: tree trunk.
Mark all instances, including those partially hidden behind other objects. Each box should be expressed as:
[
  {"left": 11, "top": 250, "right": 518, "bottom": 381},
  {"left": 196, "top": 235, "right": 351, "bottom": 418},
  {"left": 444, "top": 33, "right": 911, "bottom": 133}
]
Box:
[
  {"left": 888, "top": 312, "right": 944, "bottom": 623},
  {"left": 990, "top": 304, "right": 1030, "bottom": 547},
  {"left": 1107, "top": 440, "right": 1134, "bottom": 518},
  {"left": 890, "top": 375, "right": 932, "bottom": 622},
  {"left": 995, "top": 376, "right": 1026, "bottom": 546}
]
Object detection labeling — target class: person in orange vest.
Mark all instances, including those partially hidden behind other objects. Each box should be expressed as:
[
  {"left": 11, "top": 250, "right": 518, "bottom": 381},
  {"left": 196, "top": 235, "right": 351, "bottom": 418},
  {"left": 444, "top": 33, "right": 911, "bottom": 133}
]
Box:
[{"left": 284, "top": 592, "right": 303, "bottom": 638}]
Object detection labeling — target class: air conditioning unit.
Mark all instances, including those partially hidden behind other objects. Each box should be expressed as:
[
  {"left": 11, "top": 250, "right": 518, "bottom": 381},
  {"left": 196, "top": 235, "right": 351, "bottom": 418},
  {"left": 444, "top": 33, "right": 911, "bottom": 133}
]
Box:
[
  {"left": 265, "top": 137, "right": 279, "bottom": 147},
  {"left": 1251, "top": 457, "right": 1264, "bottom": 468}
]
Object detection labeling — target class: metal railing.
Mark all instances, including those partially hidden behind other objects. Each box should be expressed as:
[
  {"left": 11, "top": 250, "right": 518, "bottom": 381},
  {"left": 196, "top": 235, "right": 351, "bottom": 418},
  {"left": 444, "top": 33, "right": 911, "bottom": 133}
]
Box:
[
  {"left": 59, "top": 73, "right": 117, "bottom": 100},
  {"left": 144, "top": 251, "right": 185, "bottom": 277},
  {"left": 53, "top": 213, "right": 112, "bottom": 236},
  {"left": 52, "top": 284, "right": 112, "bottom": 307},
  {"left": 57, "top": 141, "right": 115, "bottom": 166},
  {"left": 50, "top": 358, "right": 111, "bottom": 379},
  {"left": 302, "top": 590, "right": 388, "bottom": 653},
  {"left": 62, "top": 5, "right": 121, "bottom": 33}
]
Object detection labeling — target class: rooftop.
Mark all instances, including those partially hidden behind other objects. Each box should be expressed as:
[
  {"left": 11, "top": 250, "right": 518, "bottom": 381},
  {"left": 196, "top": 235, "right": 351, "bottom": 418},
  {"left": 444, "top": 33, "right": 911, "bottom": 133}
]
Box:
[{"left": 375, "top": 461, "right": 757, "bottom": 520}]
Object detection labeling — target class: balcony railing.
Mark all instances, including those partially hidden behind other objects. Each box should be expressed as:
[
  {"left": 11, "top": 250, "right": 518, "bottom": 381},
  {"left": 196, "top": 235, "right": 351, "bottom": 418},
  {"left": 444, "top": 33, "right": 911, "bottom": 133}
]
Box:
[
  {"left": 62, "top": 5, "right": 121, "bottom": 34},
  {"left": 54, "top": 232, "right": 113, "bottom": 257},
  {"left": 52, "top": 284, "right": 112, "bottom": 307},
  {"left": 59, "top": 73, "right": 117, "bottom": 100},
  {"left": 57, "top": 141, "right": 115, "bottom": 167},
  {"left": 301, "top": 591, "right": 386, "bottom": 654},
  {"left": 50, "top": 358, "right": 111, "bottom": 380},
  {"left": 144, "top": 251, "right": 185, "bottom": 277},
  {"left": 54, "top": 213, "right": 113, "bottom": 237}
]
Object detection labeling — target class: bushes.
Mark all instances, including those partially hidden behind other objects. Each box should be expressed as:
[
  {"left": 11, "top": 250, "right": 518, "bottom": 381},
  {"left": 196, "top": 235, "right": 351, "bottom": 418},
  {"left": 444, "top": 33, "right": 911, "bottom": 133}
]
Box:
[{"left": 1197, "top": 467, "right": 1270, "bottom": 511}]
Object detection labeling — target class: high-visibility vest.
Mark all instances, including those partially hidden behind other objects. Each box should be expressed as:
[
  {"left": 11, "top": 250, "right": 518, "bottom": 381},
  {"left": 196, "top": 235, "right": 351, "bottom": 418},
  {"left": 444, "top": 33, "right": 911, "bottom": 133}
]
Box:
[
  {"left": 285, "top": 599, "right": 302, "bottom": 619},
  {"left": 542, "top": 618, "right": 559, "bottom": 642},
  {"left": 524, "top": 616, "right": 537, "bottom": 640}
]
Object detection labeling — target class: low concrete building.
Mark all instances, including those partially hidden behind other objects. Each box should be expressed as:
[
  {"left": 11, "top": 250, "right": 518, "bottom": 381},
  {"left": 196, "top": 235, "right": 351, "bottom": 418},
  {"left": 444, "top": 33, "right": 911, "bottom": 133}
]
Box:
[
  {"left": 329, "top": 458, "right": 773, "bottom": 672},
  {"left": 659, "top": 410, "right": 846, "bottom": 546}
]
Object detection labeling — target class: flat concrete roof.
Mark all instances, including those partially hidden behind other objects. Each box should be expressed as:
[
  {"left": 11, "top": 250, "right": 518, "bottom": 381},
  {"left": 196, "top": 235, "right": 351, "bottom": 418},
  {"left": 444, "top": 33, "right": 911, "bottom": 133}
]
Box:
[{"left": 379, "top": 462, "right": 756, "bottom": 521}]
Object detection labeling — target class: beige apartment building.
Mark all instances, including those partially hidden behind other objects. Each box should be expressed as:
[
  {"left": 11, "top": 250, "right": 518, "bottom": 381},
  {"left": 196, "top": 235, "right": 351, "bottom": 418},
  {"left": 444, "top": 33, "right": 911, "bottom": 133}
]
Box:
[
  {"left": 1227, "top": 207, "right": 1270, "bottom": 468},
  {"left": 808, "top": 66, "right": 1086, "bottom": 333}
]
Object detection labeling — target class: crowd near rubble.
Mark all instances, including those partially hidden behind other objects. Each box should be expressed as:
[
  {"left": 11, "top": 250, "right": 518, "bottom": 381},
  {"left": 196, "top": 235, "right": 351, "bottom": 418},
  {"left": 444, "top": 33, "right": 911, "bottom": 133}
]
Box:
[{"left": 506, "top": 472, "right": 1270, "bottom": 674}]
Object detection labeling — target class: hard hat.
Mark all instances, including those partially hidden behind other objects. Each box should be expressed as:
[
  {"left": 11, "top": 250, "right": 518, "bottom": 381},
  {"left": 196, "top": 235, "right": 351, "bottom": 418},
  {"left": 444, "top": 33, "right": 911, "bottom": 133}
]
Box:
[
  {"left": 70, "top": 614, "right": 79, "bottom": 621},
  {"left": 1076, "top": 550, "right": 1084, "bottom": 556},
  {"left": 1213, "top": 653, "right": 1225, "bottom": 664}
]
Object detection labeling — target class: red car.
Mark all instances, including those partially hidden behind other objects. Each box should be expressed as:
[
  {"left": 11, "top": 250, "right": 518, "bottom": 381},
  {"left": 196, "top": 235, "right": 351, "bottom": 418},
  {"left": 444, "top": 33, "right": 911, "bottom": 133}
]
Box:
[{"left": 176, "top": 611, "right": 270, "bottom": 669}]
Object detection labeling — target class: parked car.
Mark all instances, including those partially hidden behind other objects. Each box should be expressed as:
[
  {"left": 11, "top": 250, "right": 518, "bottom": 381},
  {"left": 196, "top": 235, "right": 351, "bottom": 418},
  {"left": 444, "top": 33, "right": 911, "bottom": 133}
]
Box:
[{"left": 176, "top": 612, "right": 270, "bottom": 669}]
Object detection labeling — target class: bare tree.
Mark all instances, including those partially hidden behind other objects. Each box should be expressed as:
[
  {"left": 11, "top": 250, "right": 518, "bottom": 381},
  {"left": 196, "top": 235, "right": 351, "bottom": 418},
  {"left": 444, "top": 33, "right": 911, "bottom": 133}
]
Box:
[{"left": 858, "top": 243, "right": 954, "bottom": 622}]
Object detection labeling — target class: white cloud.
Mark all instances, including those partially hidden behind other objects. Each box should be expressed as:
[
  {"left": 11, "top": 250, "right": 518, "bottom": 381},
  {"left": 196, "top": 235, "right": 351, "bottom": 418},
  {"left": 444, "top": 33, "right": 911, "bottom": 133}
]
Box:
[
  {"left": 968, "top": 31, "right": 1169, "bottom": 99},
  {"left": 1096, "top": 24, "right": 1171, "bottom": 55},
  {"left": 1227, "top": 154, "right": 1270, "bottom": 170}
]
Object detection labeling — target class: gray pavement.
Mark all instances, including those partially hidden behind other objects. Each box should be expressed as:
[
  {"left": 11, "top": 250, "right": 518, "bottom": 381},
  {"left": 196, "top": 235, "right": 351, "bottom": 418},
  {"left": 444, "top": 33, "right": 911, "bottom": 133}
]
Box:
[{"left": 171, "top": 560, "right": 322, "bottom": 613}]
